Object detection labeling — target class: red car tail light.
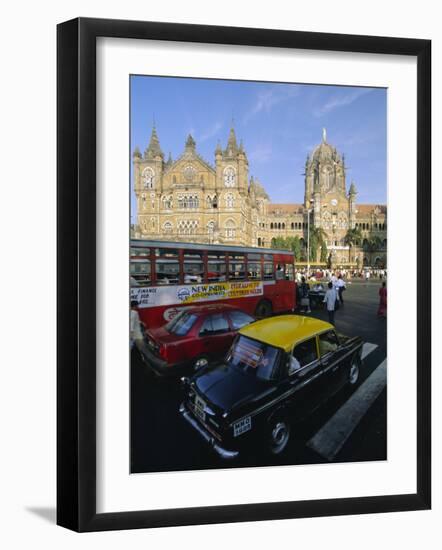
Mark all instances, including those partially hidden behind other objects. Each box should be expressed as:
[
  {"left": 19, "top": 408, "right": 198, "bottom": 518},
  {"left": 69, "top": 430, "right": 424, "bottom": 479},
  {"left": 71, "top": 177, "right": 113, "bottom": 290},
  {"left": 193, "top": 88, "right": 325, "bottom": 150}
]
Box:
[{"left": 158, "top": 344, "right": 168, "bottom": 361}]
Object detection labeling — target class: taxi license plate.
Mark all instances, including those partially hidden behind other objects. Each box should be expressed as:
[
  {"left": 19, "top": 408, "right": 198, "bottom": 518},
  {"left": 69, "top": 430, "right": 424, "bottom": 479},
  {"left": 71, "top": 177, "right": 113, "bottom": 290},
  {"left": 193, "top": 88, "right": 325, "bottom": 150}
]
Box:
[
  {"left": 194, "top": 395, "right": 206, "bottom": 422},
  {"left": 233, "top": 416, "right": 252, "bottom": 437}
]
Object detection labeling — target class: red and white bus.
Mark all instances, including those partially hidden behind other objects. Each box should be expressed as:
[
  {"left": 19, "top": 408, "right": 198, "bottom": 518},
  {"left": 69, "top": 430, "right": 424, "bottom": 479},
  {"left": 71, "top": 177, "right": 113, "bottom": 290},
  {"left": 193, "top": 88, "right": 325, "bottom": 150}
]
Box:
[{"left": 130, "top": 240, "right": 296, "bottom": 329}]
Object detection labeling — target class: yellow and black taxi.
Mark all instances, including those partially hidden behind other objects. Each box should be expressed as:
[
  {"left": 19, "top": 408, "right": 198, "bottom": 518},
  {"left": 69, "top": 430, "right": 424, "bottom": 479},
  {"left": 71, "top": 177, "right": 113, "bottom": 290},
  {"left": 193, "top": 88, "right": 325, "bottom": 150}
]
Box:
[{"left": 180, "top": 315, "right": 363, "bottom": 459}]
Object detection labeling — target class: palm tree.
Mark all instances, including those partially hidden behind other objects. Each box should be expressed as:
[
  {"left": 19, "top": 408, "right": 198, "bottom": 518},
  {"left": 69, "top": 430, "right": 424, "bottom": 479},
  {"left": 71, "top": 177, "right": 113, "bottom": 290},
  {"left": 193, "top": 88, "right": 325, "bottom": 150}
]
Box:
[
  {"left": 367, "top": 236, "right": 383, "bottom": 266},
  {"left": 344, "top": 227, "right": 362, "bottom": 263},
  {"left": 308, "top": 227, "right": 328, "bottom": 262}
]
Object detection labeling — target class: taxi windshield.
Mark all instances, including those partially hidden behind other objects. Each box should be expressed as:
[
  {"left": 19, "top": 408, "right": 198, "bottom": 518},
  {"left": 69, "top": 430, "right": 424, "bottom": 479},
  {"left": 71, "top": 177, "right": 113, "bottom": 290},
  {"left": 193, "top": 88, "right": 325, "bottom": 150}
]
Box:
[{"left": 226, "top": 335, "right": 280, "bottom": 381}]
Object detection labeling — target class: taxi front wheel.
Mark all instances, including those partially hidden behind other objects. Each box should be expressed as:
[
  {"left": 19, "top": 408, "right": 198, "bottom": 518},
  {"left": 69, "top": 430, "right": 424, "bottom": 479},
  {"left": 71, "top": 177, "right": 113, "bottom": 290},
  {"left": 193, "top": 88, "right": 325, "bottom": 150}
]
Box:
[
  {"left": 267, "top": 415, "right": 291, "bottom": 455},
  {"left": 349, "top": 355, "right": 361, "bottom": 386}
]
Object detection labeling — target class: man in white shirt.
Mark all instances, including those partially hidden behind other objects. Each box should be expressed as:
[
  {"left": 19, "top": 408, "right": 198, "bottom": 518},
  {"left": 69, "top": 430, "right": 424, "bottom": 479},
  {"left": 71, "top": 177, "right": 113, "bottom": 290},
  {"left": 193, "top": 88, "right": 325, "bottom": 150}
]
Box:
[
  {"left": 323, "top": 282, "right": 338, "bottom": 325},
  {"left": 130, "top": 300, "right": 144, "bottom": 352},
  {"left": 336, "top": 274, "right": 346, "bottom": 305}
]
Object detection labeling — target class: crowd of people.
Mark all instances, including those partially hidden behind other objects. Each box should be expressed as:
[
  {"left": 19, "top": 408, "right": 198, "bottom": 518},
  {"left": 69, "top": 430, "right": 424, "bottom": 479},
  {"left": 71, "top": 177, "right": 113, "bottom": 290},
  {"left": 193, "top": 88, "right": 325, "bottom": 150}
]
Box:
[
  {"left": 294, "top": 267, "right": 387, "bottom": 283},
  {"left": 295, "top": 267, "right": 387, "bottom": 324}
]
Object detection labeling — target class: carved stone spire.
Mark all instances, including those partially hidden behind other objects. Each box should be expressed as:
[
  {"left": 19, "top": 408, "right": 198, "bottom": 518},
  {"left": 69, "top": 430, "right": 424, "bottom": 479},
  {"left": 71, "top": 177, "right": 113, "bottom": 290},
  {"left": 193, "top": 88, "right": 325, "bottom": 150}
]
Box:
[
  {"left": 225, "top": 125, "right": 239, "bottom": 156},
  {"left": 144, "top": 125, "right": 164, "bottom": 159}
]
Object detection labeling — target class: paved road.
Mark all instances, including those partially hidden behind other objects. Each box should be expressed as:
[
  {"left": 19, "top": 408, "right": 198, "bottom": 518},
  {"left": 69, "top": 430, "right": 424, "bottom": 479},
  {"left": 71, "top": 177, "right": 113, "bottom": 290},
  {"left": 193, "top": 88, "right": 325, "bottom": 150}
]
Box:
[{"left": 130, "top": 280, "right": 387, "bottom": 473}]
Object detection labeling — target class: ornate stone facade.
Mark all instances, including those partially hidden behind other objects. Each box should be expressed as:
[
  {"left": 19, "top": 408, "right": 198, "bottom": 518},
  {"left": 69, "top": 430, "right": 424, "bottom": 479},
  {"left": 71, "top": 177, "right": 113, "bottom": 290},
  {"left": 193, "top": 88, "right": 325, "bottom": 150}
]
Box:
[{"left": 133, "top": 125, "right": 387, "bottom": 267}]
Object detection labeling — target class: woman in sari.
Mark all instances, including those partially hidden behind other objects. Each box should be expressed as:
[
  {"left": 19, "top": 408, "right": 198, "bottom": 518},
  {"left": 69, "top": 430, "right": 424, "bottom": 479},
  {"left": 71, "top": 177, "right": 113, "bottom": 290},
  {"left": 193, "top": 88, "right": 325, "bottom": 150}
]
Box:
[{"left": 377, "top": 281, "right": 387, "bottom": 317}]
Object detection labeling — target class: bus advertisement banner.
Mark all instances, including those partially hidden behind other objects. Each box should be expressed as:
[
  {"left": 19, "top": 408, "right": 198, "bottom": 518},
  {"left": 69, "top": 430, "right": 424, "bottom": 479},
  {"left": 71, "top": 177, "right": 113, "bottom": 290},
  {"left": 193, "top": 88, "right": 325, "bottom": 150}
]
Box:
[{"left": 131, "top": 281, "right": 263, "bottom": 309}]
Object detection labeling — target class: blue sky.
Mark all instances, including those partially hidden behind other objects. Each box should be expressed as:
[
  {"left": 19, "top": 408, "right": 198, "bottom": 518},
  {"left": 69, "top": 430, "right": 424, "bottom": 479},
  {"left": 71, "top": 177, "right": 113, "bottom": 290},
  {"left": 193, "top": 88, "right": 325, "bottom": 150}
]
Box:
[{"left": 130, "top": 76, "right": 386, "bottom": 223}]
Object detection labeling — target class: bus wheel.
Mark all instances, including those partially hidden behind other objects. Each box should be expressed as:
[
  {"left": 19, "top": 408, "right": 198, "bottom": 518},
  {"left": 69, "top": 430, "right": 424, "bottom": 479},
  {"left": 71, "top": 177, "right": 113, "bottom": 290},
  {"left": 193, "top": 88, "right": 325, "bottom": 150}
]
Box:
[
  {"left": 255, "top": 300, "right": 272, "bottom": 318},
  {"left": 193, "top": 355, "right": 210, "bottom": 371}
]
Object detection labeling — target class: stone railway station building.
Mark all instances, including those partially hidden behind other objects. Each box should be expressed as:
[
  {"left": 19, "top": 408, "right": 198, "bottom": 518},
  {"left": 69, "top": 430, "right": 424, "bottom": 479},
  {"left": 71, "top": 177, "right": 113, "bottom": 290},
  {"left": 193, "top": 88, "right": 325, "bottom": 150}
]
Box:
[{"left": 133, "top": 125, "right": 387, "bottom": 268}]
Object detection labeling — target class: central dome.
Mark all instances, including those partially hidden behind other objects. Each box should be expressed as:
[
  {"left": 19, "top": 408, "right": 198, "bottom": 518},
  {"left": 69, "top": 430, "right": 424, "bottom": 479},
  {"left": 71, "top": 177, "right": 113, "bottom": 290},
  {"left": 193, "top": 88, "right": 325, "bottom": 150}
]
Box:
[{"left": 309, "top": 129, "right": 343, "bottom": 164}]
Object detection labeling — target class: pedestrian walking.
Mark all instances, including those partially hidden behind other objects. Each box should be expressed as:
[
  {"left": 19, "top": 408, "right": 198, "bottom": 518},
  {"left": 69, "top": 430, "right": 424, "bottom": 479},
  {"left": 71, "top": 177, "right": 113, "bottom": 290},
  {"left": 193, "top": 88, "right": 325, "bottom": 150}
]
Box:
[
  {"left": 377, "top": 281, "right": 387, "bottom": 318},
  {"left": 130, "top": 300, "right": 145, "bottom": 353},
  {"left": 323, "top": 281, "right": 338, "bottom": 325},
  {"left": 299, "top": 276, "right": 311, "bottom": 313},
  {"left": 336, "top": 274, "right": 346, "bottom": 305},
  {"left": 364, "top": 270, "right": 370, "bottom": 286}
]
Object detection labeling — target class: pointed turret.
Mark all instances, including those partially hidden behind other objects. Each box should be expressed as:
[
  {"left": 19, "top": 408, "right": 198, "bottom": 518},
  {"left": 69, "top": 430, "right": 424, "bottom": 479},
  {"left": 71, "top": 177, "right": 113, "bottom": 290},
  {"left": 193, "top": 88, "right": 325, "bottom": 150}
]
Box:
[
  {"left": 133, "top": 146, "right": 142, "bottom": 159},
  {"left": 144, "top": 125, "right": 164, "bottom": 159},
  {"left": 349, "top": 181, "right": 357, "bottom": 196},
  {"left": 249, "top": 176, "right": 256, "bottom": 201},
  {"left": 224, "top": 125, "right": 239, "bottom": 156},
  {"left": 185, "top": 134, "right": 196, "bottom": 151}
]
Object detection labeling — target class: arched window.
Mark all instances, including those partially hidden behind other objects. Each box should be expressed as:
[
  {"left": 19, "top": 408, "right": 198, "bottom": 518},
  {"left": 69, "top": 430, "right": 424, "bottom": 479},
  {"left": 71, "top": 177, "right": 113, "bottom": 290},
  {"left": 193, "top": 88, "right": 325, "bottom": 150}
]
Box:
[
  {"left": 278, "top": 223, "right": 281, "bottom": 230},
  {"left": 225, "top": 193, "right": 234, "bottom": 208},
  {"left": 178, "top": 220, "right": 198, "bottom": 235},
  {"left": 282, "top": 223, "right": 285, "bottom": 229},
  {"left": 225, "top": 219, "right": 236, "bottom": 239},
  {"left": 257, "top": 237, "right": 262, "bottom": 246},
  {"left": 322, "top": 211, "right": 332, "bottom": 229},
  {"left": 161, "top": 195, "right": 173, "bottom": 210},
  {"left": 337, "top": 212, "right": 348, "bottom": 229},
  {"left": 291, "top": 222, "right": 294, "bottom": 229},
  {"left": 207, "top": 220, "right": 215, "bottom": 235},
  {"left": 163, "top": 221, "right": 173, "bottom": 234},
  {"left": 270, "top": 223, "right": 274, "bottom": 229},
  {"left": 142, "top": 167, "right": 155, "bottom": 189}
]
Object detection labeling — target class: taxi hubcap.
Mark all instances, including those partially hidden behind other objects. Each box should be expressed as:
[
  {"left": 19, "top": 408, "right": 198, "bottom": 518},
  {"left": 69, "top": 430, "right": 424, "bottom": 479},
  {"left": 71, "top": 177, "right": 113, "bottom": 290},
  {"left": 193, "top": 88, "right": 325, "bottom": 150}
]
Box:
[
  {"left": 350, "top": 362, "right": 359, "bottom": 384},
  {"left": 271, "top": 421, "right": 289, "bottom": 451}
]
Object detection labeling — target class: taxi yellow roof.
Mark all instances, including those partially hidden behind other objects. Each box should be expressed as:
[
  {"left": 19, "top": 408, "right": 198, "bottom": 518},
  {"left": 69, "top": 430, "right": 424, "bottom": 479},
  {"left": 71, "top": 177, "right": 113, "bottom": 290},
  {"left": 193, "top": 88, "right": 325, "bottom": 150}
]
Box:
[{"left": 239, "top": 315, "right": 333, "bottom": 352}]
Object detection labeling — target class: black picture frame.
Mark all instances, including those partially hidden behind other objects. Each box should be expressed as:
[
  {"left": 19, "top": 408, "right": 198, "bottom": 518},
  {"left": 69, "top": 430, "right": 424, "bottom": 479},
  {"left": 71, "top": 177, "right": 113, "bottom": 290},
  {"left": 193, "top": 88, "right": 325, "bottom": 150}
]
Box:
[{"left": 57, "top": 17, "right": 431, "bottom": 532}]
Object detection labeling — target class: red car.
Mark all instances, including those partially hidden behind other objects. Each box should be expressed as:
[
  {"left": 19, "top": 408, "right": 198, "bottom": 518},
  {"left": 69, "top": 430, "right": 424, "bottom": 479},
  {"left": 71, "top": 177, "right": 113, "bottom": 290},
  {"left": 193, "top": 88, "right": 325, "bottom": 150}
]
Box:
[{"left": 141, "top": 304, "right": 255, "bottom": 376}]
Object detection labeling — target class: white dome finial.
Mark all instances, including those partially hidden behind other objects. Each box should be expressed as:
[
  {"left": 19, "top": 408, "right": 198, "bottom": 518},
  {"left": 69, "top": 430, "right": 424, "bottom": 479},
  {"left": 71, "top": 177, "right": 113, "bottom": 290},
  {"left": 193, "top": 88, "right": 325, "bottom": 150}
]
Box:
[{"left": 322, "top": 127, "right": 327, "bottom": 143}]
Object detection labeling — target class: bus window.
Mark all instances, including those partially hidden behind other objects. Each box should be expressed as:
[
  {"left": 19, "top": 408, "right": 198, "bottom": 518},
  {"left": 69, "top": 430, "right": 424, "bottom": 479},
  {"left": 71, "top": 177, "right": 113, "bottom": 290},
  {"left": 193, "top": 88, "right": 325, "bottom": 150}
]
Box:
[
  {"left": 130, "top": 247, "right": 150, "bottom": 257},
  {"left": 247, "top": 254, "right": 262, "bottom": 280},
  {"left": 183, "top": 253, "right": 203, "bottom": 284},
  {"left": 156, "top": 259, "right": 179, "bottom": 285},
  {"left": 228, "top": 254, "right": 246, "bottom": 281},
  {"left": 155, "top": 248, "right": 179, "bottom": 258},
  {"left": 263, "top": 262, "right": 274, "bottom": 280},
  {"left": 275, "top": 264, "right": 285, "bottom": 280},
  {"left": 285, "top": 264, "right": 294, "bottom": 281},
  {"left": 263, "top": 254, "right": 273, "bottom": 261},
  {"left": 130, "top": 260, "right": 151, "bottom": 286},
  {"left": 207, "top": 252, "right": 227, "bottom": 282}
]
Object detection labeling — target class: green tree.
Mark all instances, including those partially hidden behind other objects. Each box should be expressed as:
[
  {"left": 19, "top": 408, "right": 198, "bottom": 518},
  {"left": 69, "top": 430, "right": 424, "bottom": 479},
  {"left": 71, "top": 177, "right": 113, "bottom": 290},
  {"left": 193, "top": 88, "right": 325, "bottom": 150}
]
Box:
[
  {"left": 290, "top": 236, "right": 302, "bottom": 261},
  {"left": 344, "top": 227, "right": 362, "bottom": 263},
  {"left": 320, "top": 241, "right": 328, "bottom": 263},
  {"left": 367, "top": 236, "right": 383, "bottom": 265},
  {"left": 308, "top": 227, "right": 328, "bottom": 262}
]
